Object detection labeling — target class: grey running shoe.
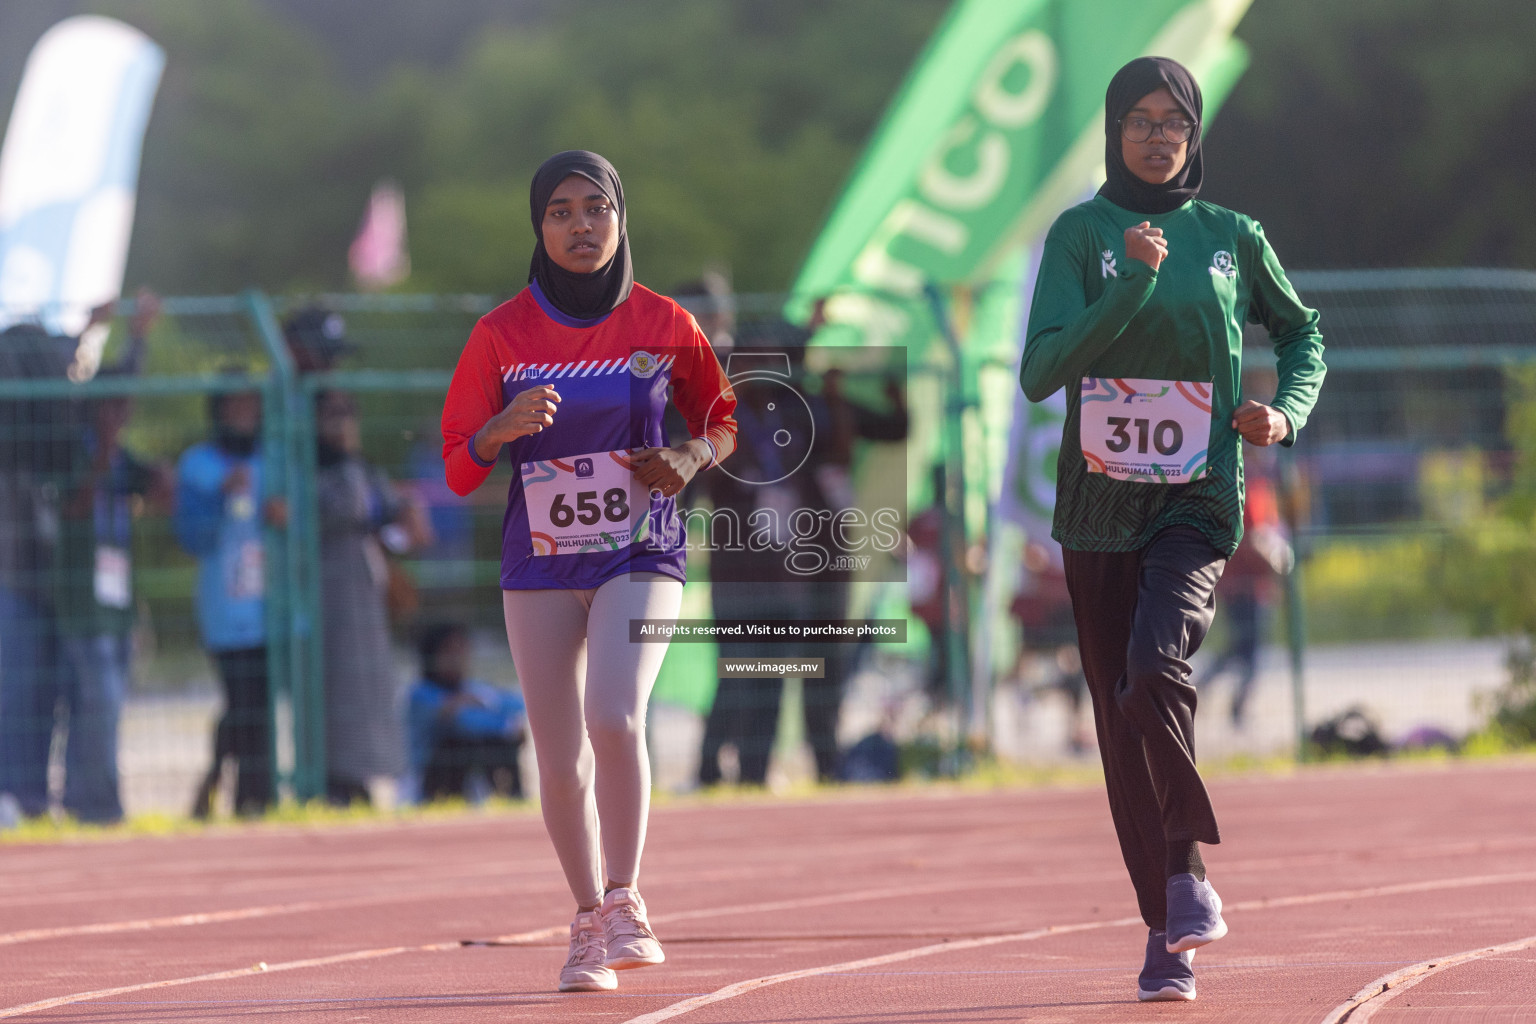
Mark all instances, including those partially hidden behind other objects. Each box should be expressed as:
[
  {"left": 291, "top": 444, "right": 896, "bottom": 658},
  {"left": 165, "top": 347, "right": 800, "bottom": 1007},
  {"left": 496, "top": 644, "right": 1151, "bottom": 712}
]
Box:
[
  {"left": 558, "top": 910, "right": 617, "bottom": 992},
  {"left": 600, "top": 887, "right": 665, "bottom": 969},
  {"left": 1165, "top": 873, "right": 1228, "bottom": 953},
  {"left": 1138, "top": 928, "right": 1197, "bottom": 1001}
]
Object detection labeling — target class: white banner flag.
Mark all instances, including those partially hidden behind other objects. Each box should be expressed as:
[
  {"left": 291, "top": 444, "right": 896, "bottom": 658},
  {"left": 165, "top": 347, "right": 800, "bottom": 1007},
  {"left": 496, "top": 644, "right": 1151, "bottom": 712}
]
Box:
[{"left": 0, "top": 15, "right": 164, "bottom": 376}]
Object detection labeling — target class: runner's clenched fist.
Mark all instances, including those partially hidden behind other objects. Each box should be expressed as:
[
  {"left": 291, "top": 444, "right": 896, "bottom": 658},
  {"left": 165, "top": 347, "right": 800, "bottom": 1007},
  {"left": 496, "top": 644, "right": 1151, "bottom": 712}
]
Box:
[{"left": 1125, "top": 221, "right": 1168, "bottom": 271}]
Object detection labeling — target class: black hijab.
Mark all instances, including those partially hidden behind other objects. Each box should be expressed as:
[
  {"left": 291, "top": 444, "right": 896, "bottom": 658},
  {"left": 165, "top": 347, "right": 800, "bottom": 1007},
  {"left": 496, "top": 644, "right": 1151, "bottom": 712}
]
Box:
[
  {"left": 527, "top": 150, "right": 634, "bottom": 320},
  {"left": 1098, "top": 56, "right": 1204, "bottom": 215}
]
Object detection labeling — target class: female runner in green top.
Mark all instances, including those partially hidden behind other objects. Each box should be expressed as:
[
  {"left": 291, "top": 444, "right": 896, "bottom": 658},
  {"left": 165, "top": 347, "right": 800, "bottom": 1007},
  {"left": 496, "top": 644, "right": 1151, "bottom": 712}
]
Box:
[{"left": 1019, "top": 56, "right": 1325, "bottom": 1003}]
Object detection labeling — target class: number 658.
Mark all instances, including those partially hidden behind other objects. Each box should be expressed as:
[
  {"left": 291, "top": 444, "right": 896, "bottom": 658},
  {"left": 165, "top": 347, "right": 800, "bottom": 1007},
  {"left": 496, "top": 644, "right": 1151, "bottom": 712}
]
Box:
[{"left": 549, "top": 488, "right": 631, "bottom": 527}]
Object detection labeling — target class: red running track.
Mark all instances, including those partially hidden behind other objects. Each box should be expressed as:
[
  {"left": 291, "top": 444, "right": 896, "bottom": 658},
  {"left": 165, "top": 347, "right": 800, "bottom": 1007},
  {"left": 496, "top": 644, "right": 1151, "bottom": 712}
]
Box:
[{"left": 3, "top": 758, "right": 1535, "bottom": 1023}]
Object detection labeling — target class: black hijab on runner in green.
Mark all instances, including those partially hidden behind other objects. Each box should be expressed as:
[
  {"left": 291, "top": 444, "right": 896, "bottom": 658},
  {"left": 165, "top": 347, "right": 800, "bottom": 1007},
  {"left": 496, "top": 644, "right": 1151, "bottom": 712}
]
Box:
[
  {"left": 528, "top": 150, "right": 634, "bottom": 320},
  {"left": 1098, "top": 56, "right": 1204, "bottom": 215}
]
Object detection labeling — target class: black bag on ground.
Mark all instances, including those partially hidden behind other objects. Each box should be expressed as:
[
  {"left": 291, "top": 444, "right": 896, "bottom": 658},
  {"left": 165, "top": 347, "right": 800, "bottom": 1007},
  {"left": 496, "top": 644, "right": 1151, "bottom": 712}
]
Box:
[{"left": 1309, "top": 706, "right": 1389, "bottom": 758}]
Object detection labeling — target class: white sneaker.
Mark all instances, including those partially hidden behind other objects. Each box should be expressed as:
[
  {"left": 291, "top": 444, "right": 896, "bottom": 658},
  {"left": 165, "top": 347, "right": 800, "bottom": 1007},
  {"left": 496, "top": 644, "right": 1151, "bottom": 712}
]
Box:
[
  {"left": 600, "top": 888, "right": 665, "bottom": 969},
  {"left": 558, "top": 910, "right": 617, "bottom": 992}
]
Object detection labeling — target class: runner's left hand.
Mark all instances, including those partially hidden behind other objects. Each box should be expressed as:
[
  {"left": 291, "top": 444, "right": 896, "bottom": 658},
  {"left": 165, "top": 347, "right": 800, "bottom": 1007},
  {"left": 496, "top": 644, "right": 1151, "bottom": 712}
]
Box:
[
  {"left": 1232, "top": 400, "right": 1290, "bottom": 446},
  {"left": 631, "top": 442, "right": 708, "bottom": 498}
]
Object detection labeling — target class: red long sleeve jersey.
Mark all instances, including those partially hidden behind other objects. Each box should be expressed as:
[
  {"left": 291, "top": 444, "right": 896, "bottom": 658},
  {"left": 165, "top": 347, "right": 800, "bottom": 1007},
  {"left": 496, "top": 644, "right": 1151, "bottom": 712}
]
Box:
[{"left": 442, "top": 283, "right": 737, "bottom": 590}]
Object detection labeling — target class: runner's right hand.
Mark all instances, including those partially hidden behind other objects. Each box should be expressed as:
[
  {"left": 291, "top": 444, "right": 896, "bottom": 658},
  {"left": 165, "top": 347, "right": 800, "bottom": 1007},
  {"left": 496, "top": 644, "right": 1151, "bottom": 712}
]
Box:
[
  {"left": 1125, "top": 222, "right": 1168, "bottom": 271},
  {"left": 483, "top": 385, "right": 562, "bottom": 444}
]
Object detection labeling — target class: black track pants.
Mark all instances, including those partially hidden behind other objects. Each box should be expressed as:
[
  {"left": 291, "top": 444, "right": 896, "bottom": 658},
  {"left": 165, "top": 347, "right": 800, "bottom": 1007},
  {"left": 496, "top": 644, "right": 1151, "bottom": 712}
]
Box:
[{"left": 1062, "top": 526, "right": 1225, "bottom": 929}]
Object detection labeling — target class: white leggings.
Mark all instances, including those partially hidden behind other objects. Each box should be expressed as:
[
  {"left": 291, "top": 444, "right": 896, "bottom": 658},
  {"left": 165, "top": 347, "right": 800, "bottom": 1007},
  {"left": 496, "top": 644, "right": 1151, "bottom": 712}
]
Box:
[{"left": 502, "top": 573, "right": 682, "bottom": 907}]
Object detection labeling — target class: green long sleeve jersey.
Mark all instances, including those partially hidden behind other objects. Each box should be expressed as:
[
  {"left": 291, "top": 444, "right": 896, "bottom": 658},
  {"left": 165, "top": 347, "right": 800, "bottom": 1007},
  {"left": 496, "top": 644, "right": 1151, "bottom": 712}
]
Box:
[{"left": 1019, "top": 195, "right": 1325, "bottom": 556}]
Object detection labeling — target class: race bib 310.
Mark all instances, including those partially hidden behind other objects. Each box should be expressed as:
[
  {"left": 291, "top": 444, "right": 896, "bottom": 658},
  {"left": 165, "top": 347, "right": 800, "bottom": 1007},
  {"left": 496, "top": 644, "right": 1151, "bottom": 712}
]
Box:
[{"left": 1079, "top": 377, "right": 1212, "bottom": 483}]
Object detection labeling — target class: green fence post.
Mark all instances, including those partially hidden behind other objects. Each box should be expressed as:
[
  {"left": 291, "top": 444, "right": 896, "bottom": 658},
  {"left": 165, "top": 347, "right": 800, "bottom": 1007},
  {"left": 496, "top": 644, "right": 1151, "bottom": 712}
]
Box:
[
  {"left": 260, "top": 367, "right": 294, "bottom": 800},
  {"left": 924, "top": 284, "right": 977, "bottom": 765},
  {"left": 1285, "top": 557, "right": 1308, "bottom": 762},
  {"left": 293, "top": 375, "right": 326, "bottom": 801},
  {"left": 1277, "top": 451, "right": 1309, "bottom": 763},
  {"left": 243, "top": 290, "right": 324, "bottom": 801}
]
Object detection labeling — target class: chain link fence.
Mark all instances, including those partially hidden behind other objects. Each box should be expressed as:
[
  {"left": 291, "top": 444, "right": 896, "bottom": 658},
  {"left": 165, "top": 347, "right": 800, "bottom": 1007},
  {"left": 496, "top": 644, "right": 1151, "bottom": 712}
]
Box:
[{"left": 1, "top": 271, "right": 1532, "bottom": 822}]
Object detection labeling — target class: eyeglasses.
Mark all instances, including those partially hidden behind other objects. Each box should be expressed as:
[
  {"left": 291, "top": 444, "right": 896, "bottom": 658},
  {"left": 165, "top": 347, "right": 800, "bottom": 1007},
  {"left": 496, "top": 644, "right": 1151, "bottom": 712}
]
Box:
[{"left": 1119, "top": 116, "right": 1196, "bottom": 144}]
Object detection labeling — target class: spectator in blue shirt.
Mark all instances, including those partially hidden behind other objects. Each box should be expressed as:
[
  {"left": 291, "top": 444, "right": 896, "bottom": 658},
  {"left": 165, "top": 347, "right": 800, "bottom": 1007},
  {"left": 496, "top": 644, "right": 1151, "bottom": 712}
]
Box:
[
  {"left": 407, "top": 623, "right": 525, "bottom": 803},
  {"left": 175, "top": 386, "right": 286, "bottom": 817}
]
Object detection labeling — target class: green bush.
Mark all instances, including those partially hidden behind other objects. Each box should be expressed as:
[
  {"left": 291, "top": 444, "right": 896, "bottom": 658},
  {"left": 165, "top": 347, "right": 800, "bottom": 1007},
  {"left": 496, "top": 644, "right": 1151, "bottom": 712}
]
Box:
[
  {"left": 1429, "top": 367, "right": 1536, "bottom": 745},
  {"left": 1489, "top": 640, "right": 1536, "bottom": 744},
  {"left": 1436, "top": 516, "right": 1536, "bottom": 636},
  {"left": 1299, "top": 534, "right": 1459, "bottom": 643}
]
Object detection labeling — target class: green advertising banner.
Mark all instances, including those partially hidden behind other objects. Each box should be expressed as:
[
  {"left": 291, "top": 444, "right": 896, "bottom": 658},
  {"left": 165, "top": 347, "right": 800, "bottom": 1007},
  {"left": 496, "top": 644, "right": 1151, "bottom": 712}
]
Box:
[
  {"left": 788, "top": 0, "right": 1254, "bottom": 352},
  {"left": 775, "top": 0, "right": 1256, "bottom": 732}
]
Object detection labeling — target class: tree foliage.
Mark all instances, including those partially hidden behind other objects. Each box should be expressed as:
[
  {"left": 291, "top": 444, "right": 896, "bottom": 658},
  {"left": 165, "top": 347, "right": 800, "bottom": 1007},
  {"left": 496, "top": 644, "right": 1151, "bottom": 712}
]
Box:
[
  {"left": 1, "top": 0, "right": 1533, "bottom": 296},
  {"left": 0, "top": 0, "right": 945, "bottom": 296},
  {"left": 1208, "top": 0, "right": 1536, "bottom": 269}
]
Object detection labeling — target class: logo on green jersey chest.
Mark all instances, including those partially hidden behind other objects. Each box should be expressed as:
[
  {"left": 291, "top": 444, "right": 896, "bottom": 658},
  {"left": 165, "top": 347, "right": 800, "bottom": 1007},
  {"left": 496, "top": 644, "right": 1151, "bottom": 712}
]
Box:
[
  {"left": 1100, "top": 249, "right": 1117, "bottom": 278},
  {"left": 1209, "top": 250, "right": 1236, "bottom": 278}
]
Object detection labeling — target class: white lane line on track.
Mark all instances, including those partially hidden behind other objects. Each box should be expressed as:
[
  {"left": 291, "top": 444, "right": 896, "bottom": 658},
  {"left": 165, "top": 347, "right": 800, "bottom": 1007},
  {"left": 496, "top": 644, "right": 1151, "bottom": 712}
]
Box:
[
  {"left": 0, "top": 878, "right": 569, "bottom": 948},
  {"left": 620, "top": 918, "right": 1145, "bottom": 1024},
  {"left": 0, "top": 859, "right": 548, "bottom": 912},
  {"left": 0, "top": 859, "right": 839, "bottom": 947},
  {"left": 1224, "top": 869, "right": 1536, "bottom": 913},
  {"left": 16, "top": 847, "right": 1534, "bottom": 951},
  {"left": 618, "top": 870, "right": 1536, "bottom": 1024},
  {"left": 1317, "top": 933, "right": 1536, "bottom": 1024},
  {"left": 480, "top": 877, "right": 1049, "bottom": 946},
  {"left": 0, "top": 878, "right": 1050, "bottom": 1017},
  {"left": 11, "top": 868, "right": 1536, "bottom": 1020},
  {"left": 0, "top": 942, "right": 460, "bottom": 1020},
  {"left": 0, "top": 902, "right": 338, "bottom": 947}
]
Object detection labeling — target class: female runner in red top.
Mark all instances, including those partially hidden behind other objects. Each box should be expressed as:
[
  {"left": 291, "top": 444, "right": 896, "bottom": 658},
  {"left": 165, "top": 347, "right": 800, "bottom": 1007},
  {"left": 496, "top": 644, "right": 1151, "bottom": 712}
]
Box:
[{"left": 442, "top": 150, "right": 736, "bottom": 993}]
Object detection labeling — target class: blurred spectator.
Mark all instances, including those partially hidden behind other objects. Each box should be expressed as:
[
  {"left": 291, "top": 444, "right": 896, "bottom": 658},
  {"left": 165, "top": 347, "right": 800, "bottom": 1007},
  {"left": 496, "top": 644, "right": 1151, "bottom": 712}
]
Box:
[
  {"left": 314, "top": 389, "right": 431, "bottom": 805},
  {"left": 904, "top": 499, "right": 952, "bottom": 703},
  {"left": 0, "top": 296, "right": 157, "bottom": 823},
  {"left": 405, "top": 425, "right": 476, "bottom": 586},
  {"left": 671, "top": 279, "right": 782, "bottom": 787},
  {"left": 1010, "top": 540, "right": 1091, "bottom": 755},
  {"left": 176, "top": 382, "right": 285, "bottom": 817},
  {"left": 1196, "top": 458, "right": 1291, "bottom": 727},
  {"left": 671, "top": 272, "right": 735, "bottom": 354},
  {"left": 695, "top": 342, "right": 807, "bottom": 786},
  {"left": 283, "top": 305, "right": 354, "bottom": 373},
  {"left": 52, "top": 374, "right": 171, "bottom": 823},
  {"left": 0, "top": 322, "right": 79, "bottom": 820},
  {"left": 697, "top": 304, "right": 907, "bottom": 785},
  {"left": 837, "top": 720, "right": 901, "bottom": 783},
  {"left": 801, "top": 360, "right": 908, "bottom": 777},
  {"left": 406, "top": 622, "right": 525, "bottom": 803}
]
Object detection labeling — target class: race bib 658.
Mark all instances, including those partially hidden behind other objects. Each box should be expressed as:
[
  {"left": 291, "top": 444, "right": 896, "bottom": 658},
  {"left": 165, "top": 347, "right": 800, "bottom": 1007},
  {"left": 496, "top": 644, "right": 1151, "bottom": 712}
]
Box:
[{"left": 521, "top": 448, "right": 651, "bottom": 556}]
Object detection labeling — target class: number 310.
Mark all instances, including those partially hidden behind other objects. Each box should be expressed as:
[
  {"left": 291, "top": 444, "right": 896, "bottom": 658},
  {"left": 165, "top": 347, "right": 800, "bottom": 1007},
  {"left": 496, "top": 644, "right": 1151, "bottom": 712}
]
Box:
[{"left": 1105, "top": 417, "right": 1183, "bottom": 456}]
